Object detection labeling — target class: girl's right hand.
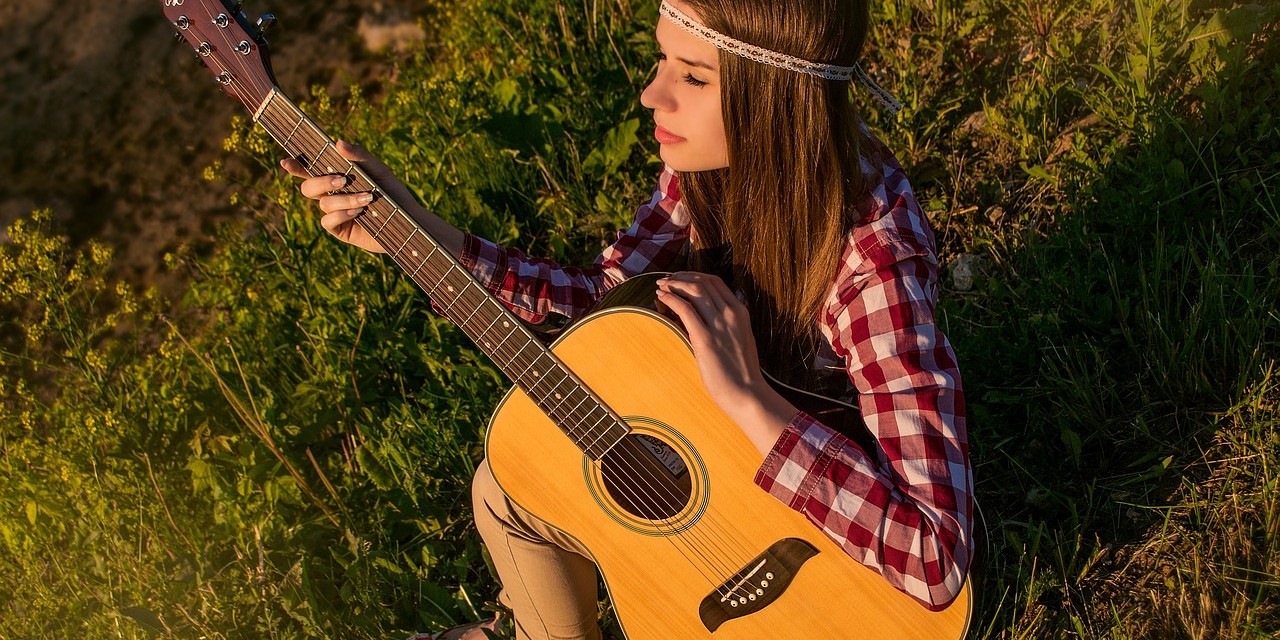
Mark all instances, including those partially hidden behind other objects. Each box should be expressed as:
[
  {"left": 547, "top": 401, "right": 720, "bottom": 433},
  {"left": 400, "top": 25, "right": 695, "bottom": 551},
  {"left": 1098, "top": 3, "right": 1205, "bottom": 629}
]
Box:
[{"left": 280, "top": 140, "right": 411, "bottom": 254}]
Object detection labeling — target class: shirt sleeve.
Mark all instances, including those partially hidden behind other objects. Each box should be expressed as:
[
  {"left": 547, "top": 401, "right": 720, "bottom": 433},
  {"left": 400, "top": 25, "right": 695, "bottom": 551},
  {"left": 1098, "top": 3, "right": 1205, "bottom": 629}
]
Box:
[
  {"left": 753, "top": 251, "right": 974, "bottom": 612},
  {"left": 446, "top": 165, "right": 688, "bottom": 324}
]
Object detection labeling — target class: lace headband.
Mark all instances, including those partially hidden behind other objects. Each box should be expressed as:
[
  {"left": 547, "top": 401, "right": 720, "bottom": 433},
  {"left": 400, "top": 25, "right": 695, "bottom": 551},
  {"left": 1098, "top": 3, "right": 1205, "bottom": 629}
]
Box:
[{"left": 658, "top": 0, "right": 903, "bottom": 114}]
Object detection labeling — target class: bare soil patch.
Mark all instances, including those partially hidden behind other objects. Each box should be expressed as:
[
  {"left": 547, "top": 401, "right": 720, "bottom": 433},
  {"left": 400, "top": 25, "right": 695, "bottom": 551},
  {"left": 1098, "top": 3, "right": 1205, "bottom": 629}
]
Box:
[{"left": 0, "top": 0, "right": 432, "bottom": 292}]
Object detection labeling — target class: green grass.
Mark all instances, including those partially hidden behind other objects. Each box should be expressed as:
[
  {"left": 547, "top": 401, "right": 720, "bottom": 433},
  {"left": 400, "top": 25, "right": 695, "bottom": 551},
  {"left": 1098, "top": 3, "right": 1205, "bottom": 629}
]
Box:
[{"left": 1, "top": 0, "right": 1277, "bottom": 637}]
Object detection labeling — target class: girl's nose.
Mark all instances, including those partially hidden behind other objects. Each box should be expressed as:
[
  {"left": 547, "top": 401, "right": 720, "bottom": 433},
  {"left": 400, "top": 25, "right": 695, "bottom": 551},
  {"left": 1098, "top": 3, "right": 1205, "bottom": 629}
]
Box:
[{"left": 640, "top": 70, "right": 673, "bottom": 112}]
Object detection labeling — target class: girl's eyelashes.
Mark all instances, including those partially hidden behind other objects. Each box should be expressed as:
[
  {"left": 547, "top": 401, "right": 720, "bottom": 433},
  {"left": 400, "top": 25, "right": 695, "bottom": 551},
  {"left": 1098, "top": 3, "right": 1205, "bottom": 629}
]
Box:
[
  {"left": 682, "top": 73, "right": 709, "bottom": 87},
  {"left": 653, "top": 51, "right": 710, "bottom": 88}
]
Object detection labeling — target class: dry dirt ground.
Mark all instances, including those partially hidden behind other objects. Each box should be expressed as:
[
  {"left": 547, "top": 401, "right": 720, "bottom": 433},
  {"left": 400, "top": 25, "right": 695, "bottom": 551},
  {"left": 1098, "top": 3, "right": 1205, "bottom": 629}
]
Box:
[{"left": 0, "top": 0, "right": 433, "bottom": 290}]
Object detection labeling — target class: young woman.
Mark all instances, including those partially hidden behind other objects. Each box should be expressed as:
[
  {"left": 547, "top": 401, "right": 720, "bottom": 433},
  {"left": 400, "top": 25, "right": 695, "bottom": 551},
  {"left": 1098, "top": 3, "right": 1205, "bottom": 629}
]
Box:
[{"left": 283, "top": 1, "right": 973, "bottom": 638}]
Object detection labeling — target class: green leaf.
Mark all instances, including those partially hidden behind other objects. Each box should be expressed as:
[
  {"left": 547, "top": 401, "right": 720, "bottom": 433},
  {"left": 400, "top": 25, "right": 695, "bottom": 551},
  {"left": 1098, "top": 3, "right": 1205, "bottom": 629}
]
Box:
[
  {"left": 582, "top": 118, "right": 641, "bottom": 179},
  {"left": 1187, "top": 4, "right": 1280, "bottom": 47},
  {"left": 120, "top": 606, "right": 165, "bottom": 633},
  {"left": 1020, "top": 163, "right": 1056, "bottom": 184},
  {"left": 493, "top": 78, "right": 521, "bottom": 112},
  {"left": 1060, "top": 427, "right": 1083, "bottom": 468},
  {"left": 24, "top": 501, "right": 36, "bottom": 525}
]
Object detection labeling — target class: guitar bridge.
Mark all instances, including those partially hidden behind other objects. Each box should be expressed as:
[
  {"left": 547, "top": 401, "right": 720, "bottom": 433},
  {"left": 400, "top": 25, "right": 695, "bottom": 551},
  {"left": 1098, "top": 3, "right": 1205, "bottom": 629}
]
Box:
[{"left": 698, "top": 538, "right": 819, "bottom": 632}]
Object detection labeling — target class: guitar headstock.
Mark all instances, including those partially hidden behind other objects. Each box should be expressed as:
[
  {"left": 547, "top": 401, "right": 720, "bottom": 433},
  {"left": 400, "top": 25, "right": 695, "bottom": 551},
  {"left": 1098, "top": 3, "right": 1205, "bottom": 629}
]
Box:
[{"left": 163, "top": 0, "right": 279, "bottom": 112}]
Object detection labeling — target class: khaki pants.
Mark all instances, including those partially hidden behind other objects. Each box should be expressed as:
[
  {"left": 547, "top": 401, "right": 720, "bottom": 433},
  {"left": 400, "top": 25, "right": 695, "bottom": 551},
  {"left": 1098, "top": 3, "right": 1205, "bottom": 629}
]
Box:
[{"left": 472, "top": 459, "right": 604, "bottom": 640}]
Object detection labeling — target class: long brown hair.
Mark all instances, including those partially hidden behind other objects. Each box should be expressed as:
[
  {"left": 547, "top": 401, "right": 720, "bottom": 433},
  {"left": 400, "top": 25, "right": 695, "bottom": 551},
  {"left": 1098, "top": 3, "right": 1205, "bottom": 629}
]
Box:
[{"left": 677, "top": 0, "right": 873, "bottom": 384}]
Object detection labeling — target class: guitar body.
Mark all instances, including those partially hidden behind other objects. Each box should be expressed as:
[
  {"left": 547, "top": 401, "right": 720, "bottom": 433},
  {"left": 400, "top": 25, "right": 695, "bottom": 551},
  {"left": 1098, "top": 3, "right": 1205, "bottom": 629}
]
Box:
[{"left": 486, "top": 286, "right": 972, "bottom": 639}]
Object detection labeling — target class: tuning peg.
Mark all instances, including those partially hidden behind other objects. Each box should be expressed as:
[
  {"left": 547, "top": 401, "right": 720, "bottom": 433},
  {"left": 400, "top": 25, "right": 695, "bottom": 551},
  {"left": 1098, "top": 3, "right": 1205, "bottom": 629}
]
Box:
[{"left": 256, "top": 13, "right": 277, "bottom": 33}]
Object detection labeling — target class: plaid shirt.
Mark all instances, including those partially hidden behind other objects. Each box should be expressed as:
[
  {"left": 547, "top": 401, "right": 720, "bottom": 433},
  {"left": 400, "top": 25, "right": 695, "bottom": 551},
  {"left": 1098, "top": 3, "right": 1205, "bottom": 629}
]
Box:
[{"left": 458, "top": 142, "right": 973, "bottom": 611}]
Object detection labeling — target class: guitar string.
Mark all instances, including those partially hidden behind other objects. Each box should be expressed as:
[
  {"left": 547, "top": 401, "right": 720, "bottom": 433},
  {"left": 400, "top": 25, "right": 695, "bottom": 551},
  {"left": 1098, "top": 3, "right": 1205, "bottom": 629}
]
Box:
[
  {"left": 212, "top": 44, "right": 763, "bottom": 605},
  {"left": 255, "top": 98, "right": 766, "bottom": 604}
]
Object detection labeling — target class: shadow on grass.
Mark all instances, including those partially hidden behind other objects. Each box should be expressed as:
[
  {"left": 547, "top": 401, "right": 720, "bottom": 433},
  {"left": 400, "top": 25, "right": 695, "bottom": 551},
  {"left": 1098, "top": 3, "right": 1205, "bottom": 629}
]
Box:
[{"left": 959, "top": 22, "right": 1279, "bottom": 640}]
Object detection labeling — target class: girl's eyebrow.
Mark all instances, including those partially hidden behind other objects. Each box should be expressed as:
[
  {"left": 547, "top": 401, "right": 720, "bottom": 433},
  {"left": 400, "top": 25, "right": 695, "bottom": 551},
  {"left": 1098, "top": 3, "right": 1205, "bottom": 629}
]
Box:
[
  {"left": 677, "top": 56, "right": 718, "bottom": 72},
  {"left": 656, "top": 34, "right": 719, "bottom": 72}
]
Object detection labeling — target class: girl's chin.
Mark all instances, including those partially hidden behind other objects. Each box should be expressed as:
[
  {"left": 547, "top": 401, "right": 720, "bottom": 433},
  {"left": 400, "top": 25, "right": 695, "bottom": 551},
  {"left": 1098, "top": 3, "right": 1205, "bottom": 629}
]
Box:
[{"left": 658, "top": 147, "right": 728, "bottom": 173}]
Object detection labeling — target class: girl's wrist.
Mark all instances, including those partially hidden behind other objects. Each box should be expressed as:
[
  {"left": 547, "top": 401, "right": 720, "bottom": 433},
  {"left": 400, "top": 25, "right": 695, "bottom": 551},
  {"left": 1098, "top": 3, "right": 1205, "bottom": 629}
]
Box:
[{"left": 725, "top": 383, "right": 798, "bottom": 457}]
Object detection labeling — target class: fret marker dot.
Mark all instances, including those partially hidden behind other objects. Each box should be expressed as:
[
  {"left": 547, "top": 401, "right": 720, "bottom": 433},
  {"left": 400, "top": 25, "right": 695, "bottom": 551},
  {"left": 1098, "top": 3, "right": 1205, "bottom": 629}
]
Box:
[
  {"left": 484, "top": 342, "right": 491, "bottom": 348},
  {"left": 447, "top": 286, "right": 455, "bottom": 293},
  {"left": 503, "top": 322, "right": 510, "bottom": 328},
  {"left": 555, "top": 393, "right": 562, "bottom": 400},
  {"left": 412, "top": 251, "right": 419, "bottom": 258}
]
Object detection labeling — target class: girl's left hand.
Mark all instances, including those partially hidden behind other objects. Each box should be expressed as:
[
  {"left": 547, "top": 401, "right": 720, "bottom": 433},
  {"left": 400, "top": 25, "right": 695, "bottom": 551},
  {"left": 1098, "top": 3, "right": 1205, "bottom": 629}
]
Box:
[{"left": 656, "top": 272, "right": 795, "bottom": 454}]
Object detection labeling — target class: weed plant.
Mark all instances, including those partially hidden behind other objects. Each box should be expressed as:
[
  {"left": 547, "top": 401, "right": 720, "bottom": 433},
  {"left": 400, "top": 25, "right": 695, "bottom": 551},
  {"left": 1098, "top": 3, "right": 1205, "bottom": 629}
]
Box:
[{"left": 0, "top": 0, "right": 1277, "bottom": 637}]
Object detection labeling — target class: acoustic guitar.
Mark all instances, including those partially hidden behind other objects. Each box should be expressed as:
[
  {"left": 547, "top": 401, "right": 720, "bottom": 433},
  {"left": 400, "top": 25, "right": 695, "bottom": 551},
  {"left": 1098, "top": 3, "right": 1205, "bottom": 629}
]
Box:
[{"left": 163, "top": 2, "right": 973, "bottom": 637}]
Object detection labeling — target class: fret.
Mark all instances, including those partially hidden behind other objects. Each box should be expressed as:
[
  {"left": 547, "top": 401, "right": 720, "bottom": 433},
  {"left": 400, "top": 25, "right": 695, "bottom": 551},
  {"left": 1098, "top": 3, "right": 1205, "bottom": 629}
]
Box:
[
  {"left": 579, "top": 409, "right": 617, "bottom": 453},
  {"left": 511, "top": 340, "right": 543, "bottom": 384},
  {"left": 595, "top": 431, "right": 625, "bottom": 459},
  {"left": 436, "top": 279, "right": 467, "bottom": 315},
  {"left": 408, "top": 244, "right": 439, "bottom": 280},
  {"left": 484, "top": 315, "right": 521, "bottom": 355},
  {"left": 554, "top": 387, "right": 591, "bottom": 422},
  {"left": 436, "top": 264, "right": 468, "bottom": 299},
  {"left": 475, "top": 312, "right": 506, "bottom": 352},
  {"left": 524, "top": 353, "right": 563, "bottom": 395},
  {"left": 456, "top": 290, "right": 490, "bottom": 337},
  {"left": 316, "top": 141, "right": 335, "bottom": 172},
  {"left": 391, "top": 228, "right": 418, "bottom": 258},
  {"left": 369, "top": 205, "right": 395, "bottom": 238},
  {"left": 282, "top": 114, "right": 305, "bottom": 148}
]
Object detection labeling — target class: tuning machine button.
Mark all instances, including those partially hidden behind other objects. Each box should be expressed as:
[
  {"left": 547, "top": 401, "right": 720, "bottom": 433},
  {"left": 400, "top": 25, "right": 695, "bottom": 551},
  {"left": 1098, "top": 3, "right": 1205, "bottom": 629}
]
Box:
[{"left": 256, "top": 13, "right": 277, "bottom": 33}]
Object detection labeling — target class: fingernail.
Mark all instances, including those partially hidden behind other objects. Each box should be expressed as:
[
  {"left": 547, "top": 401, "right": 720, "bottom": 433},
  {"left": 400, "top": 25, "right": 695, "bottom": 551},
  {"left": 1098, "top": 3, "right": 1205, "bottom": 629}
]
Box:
[
  {"left": 358, "top": 193, "right": 373, "bottom": 204},
  {"left": 330, "top": 176, "right": 346, "bottom": 188}
]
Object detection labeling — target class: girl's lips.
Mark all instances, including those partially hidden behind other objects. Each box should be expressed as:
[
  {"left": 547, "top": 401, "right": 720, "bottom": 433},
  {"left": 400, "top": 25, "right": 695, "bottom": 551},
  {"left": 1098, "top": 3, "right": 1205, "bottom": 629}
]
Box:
[{"left": 655, "top": 125, "right": 686, "bottom": 144}]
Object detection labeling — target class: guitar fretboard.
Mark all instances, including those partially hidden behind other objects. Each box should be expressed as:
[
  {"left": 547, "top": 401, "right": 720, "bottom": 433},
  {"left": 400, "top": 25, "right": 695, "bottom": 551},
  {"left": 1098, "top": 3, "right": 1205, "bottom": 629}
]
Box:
[{"left": 253, "top": 88, "right": 628, "bottom": 459}]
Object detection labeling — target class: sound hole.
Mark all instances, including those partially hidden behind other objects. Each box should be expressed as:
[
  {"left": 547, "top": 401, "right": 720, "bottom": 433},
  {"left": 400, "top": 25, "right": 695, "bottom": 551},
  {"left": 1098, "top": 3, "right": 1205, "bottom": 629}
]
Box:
[{"left": 600, "top": 434, "right": 694, "bottom": 521}]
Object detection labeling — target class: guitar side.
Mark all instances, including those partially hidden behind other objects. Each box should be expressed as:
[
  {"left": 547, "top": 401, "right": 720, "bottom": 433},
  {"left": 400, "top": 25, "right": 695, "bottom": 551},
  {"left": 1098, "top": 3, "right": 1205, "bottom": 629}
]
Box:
[{"left": 485, "top": 305, "right": 972, "bottom": 639}]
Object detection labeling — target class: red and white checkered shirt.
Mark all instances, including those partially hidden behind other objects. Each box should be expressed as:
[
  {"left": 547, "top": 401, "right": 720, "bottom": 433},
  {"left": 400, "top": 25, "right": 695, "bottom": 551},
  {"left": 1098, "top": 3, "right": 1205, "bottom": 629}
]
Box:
[{"left": 458, "top": 140, "right": 973, "bottom": 611}]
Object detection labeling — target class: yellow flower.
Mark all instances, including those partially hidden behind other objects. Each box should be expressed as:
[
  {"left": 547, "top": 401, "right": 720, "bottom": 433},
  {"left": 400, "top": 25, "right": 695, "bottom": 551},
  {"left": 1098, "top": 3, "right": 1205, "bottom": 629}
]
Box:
[
  {"left": 90, "top": 242, "right": 113, "bottom": 268},
  {"left": 204, "top": 162, "right": 224, "bottom": 182}
]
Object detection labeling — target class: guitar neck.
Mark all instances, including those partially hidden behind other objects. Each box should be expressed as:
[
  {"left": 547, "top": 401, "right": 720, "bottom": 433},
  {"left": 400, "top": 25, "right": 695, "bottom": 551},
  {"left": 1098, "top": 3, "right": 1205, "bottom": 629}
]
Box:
[{"left": 251, "top": 87, "right": 627, "bottom": 459}]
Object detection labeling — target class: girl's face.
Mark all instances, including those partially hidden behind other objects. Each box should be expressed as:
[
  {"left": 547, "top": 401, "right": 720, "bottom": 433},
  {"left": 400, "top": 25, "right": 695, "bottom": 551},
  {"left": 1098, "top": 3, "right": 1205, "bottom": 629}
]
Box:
[{"left": 640, "top": 1, "right": 729, "bottom": 172}]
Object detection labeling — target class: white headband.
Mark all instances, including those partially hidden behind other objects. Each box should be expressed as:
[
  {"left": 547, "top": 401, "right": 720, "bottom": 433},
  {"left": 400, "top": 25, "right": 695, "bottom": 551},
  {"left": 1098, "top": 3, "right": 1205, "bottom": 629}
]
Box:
[{"left": 659, "top": 0, "right": 903, "bottom": 114}]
